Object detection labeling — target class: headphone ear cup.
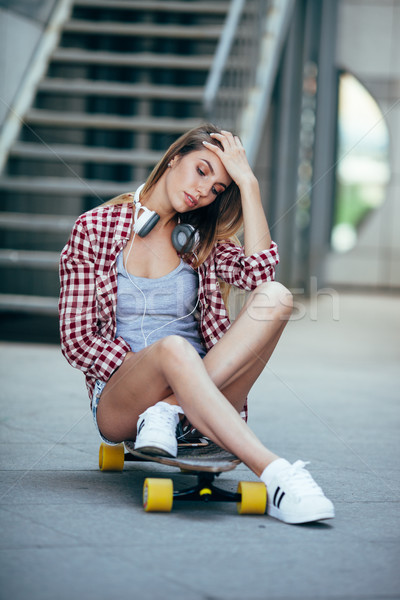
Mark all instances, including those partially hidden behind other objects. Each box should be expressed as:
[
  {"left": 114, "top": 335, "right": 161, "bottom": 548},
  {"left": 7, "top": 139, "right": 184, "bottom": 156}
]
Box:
[
  {"left": 134, "top": 208, "right": 160, "bottom": 237},
  {"left": 171, "top": 224, "right": 196, "bottom": 253},
  {"left": 133, "top": 183, "right": 160, "bottom": 237}
]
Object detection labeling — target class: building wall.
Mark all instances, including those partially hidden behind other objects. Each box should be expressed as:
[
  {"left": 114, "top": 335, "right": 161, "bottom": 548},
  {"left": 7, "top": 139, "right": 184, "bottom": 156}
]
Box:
[
  {"left": 325, "top": 0, "right": 400, "bottom": 288},
  {"left": 0, "top": 0, "right": 57, "bottom": 127}
]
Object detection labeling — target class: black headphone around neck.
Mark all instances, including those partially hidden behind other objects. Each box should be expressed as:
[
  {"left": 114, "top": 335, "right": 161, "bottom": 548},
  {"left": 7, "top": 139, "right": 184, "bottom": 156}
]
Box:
[{"left": 133, "top": 184, "right": 196, "bottom": 253}]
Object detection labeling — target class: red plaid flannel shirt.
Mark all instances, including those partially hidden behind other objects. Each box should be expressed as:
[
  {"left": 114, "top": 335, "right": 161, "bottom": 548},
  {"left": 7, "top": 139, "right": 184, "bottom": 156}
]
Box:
[{"left": 59, "top": 202, "right": 279, "bottom": 417}]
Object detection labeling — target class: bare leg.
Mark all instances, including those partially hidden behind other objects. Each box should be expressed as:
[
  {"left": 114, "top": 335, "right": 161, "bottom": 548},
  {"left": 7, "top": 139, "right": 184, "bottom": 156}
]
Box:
[
  {"left": 163, "top": 281, "right": 293, "bottom": 413},
  {"left": 98, "top": 336, "right": 277, "bottom": 476},
  {"left": 97, "top": 282, "right": 292, "bottom": 477},
  {"left": 203, "top": 281, "right": 293, "bottom": 411}
]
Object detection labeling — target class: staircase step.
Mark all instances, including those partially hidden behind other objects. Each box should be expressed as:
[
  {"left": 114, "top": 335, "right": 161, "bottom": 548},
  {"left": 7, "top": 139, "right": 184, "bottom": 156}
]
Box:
[
  {"left": 52, "top": 48, "right": 213, "bottom": 69},
  {"left": 10, "top": 143, "right": 162, "bottom": 165},
  {"left": 38, "top": 79, "right": 204, "bottom": 100},
  {"left": 0, "top": 176, "right": 135, "bottom": 196},
  {"left": 0, "top": 0, "right": 230, "bottom": 330},
  {"left": 64, "top": 20, "right": 222, "bottom": 39},
  {"left": 0, "top": 212, "right": 76, "bottom": 233},
  {"left": 25, "top": 110, "right": 201, "bottom": 132},
  {"left": 0, "top": 249, "right": 60, "bottom": 269},
  {"left": 74, "top": 0, "right": 229, "bottom": 14},
  {"left": 0, "top": 294, "right": 58, "bottom": 315}
]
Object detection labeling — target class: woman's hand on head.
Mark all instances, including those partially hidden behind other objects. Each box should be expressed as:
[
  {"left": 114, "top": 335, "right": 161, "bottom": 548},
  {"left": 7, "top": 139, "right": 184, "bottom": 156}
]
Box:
[{"left": 202, "top": 130, "right": 256, "bottom": 189}]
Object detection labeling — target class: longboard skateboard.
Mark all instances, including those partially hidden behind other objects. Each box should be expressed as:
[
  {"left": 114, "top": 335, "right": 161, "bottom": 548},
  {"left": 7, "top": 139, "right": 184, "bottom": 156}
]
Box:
[{"left": 98, "top": 440, "right": 267, "bottom": 514}]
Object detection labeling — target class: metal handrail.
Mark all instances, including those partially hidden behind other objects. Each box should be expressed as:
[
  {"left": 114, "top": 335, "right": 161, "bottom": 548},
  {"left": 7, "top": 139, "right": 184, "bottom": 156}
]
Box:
[
  {"left": 0, "top": 0, "right": 73, "bottom": 174},
  {"left": 203, "top": 0, "right": 295, "bottom": 167},
  {"left": 203, "top": 0, "right": 246, "bottom": 118}
]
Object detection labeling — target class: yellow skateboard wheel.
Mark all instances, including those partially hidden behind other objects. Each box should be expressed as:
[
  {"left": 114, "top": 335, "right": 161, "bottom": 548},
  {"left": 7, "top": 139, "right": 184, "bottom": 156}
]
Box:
[
  {"left": 143, "top": 478, "right": 173, "bottom": 512},
  {"left": 99, "top": 442, "right": 125, "bottom": 471},
  {"left": 237, "top": 481, "right": 267, "bottom": 515}
]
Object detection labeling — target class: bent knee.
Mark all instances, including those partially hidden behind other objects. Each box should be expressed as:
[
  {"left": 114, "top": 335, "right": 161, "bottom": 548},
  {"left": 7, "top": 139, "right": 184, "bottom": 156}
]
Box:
[
  {"left": 159, "top": 334, "right": 193, "bottom": 353},
  {"left": 248, "top": 281, "right": 293, "bottom": 321},
  {"left": 158, "top": 335, "right": 198, "bottom": 369}
]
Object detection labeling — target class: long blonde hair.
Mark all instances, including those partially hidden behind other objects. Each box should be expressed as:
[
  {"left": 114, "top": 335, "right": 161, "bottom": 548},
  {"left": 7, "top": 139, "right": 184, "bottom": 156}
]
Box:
[{"left": 104, "top": 123, "right": 244, "bottom": 306}]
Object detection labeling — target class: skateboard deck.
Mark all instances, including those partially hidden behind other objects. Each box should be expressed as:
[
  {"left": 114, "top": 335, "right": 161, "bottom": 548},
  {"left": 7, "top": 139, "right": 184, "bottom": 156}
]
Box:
[{"left": 124, "top": 439, "right": 241, "bottom": 473}]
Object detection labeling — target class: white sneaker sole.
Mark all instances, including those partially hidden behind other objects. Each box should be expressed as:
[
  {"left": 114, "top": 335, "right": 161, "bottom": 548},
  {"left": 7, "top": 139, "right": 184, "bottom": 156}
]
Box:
[
  {"left": 268, "top": 504, "right": 335, "bottom": 524},
  {"left": 134, "top": 443, "right": 177, "bottom": 458}
]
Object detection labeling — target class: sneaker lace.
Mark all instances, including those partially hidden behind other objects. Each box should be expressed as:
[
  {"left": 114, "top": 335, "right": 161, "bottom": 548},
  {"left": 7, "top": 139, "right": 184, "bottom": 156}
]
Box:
[
  {"left": 145, "top": 404, "right": 178, "bottom": 431},
  {"left": 281, "top": 461, "right": 325, "bottom": 499}
]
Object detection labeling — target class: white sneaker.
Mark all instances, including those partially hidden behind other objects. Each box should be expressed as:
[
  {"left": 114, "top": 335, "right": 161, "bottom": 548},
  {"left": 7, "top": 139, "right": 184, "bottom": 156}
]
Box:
[
  {"left": 134, "top": 402, "right": 183, "bottom": 458},
  {"left": 261, "top": 459, "right": 335, "bottom": 524}
]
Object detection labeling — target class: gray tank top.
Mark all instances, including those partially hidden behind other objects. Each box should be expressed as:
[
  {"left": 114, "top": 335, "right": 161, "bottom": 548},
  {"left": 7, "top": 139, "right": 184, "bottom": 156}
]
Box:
[{"left": 115, "top": 251, "right": 206, "bottom": 356}]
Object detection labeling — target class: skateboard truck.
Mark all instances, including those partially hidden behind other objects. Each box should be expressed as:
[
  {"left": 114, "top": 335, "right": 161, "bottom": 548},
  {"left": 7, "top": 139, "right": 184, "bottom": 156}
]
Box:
[
  {"left": 173, "top": 472, "right": 241, "bottom": 503},
  {"left": 99, "top": 442, "right": 267, "bottom": 514}
]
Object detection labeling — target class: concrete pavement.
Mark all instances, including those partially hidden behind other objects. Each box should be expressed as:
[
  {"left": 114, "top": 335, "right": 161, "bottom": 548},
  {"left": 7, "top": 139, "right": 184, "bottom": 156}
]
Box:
[{"left": 0, "top": 291, "right": 399, "bottom": 600}]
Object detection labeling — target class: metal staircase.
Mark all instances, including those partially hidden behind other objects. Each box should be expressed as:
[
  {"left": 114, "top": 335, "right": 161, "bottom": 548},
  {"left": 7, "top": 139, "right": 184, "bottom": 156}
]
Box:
[
  {"left": 0, "top": 0, "right": 229, "bottom": 336},
  {"left": 0, "top": 0, "right": 294, "bottom": 342}
]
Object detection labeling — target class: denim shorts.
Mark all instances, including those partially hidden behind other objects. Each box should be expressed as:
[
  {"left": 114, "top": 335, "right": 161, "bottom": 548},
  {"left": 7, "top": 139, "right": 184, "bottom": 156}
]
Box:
[{"left": 92, "top": 379, "right": 120, "bottom": 446}]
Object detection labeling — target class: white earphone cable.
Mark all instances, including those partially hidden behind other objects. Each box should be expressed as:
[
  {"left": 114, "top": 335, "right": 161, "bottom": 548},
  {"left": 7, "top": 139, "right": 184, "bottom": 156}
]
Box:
[
  {"left": 123, "top": 231, "right": 149, "bottom": 348},
  {"left": 123, "top": 227, "right": 200, "bottom": 349}
]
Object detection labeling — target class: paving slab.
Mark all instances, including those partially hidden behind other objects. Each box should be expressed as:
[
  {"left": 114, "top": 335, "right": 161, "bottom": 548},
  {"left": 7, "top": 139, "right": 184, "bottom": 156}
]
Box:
[{"left": 0, "top": 292, "right": 399, "bottom": 600}]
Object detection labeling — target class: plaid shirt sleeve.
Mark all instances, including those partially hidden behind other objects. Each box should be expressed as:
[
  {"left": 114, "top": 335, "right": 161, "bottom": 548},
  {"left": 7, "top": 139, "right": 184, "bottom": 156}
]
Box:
[
  {"left": 59, "top": 215, "right": 130, "bottom": 383},
  {"left": 196, "top": 238, "right": 280, "bottom": 348},
  {"left": 213, "top": 240, "right": 279, "bottom": 288}
]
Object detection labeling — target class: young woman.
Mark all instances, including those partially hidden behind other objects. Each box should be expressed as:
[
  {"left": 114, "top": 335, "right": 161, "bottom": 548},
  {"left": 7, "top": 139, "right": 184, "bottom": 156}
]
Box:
[{"left": 59, "top": 124, "right": 334, "bottom": 524}]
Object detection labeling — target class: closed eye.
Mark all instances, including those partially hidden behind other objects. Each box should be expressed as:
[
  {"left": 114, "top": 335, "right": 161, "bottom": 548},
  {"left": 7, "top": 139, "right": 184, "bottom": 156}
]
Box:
[{"left": 197, "top": 166, "right": 223, "bottom": 196}]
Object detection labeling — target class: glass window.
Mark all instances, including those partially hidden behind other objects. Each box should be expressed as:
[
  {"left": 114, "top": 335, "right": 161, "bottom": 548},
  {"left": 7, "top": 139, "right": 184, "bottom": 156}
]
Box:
[{"left": 331, "top": 73, "right": 390, "bottom": 253}]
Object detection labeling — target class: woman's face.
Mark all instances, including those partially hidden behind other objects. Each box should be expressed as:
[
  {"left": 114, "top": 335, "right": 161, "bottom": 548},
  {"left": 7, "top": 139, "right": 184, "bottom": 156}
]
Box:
[{"left": 165, "top": 148, "right": 232, "bottom": 213}]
